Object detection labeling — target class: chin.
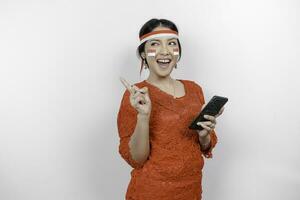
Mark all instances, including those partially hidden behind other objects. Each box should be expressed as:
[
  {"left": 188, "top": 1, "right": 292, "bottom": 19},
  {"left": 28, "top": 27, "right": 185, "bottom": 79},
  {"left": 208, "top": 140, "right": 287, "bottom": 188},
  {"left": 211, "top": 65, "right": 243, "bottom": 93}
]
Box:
[
  {"left": 157, "top": 63, "right": 176, "bottom": 70},
  {"left": 156, "top": 67, "right": 173, "bottom": 76},
  {"left": 158, "top": 73, "right": 170, "bottom": 78}
]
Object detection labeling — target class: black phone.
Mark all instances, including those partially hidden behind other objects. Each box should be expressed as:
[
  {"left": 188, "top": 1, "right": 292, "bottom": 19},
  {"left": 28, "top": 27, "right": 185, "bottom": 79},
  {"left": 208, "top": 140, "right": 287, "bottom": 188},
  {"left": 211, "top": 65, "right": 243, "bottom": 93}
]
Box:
[{"left": 189, "top": 95, "right": 228, "bottom": 130}]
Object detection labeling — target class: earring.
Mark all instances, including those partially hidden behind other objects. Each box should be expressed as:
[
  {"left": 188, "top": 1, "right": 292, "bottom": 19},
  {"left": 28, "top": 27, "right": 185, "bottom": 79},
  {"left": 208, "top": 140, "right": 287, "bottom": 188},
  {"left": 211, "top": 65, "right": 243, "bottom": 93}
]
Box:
[
  {"left": 141, "top": 59, "right": 148, "bottom": 69},
  {"left": 143, "top": 59, "right": 148, "bottom": 69},
  {"left": 175, "top": 56, "right": 179, "bottom": 69}
]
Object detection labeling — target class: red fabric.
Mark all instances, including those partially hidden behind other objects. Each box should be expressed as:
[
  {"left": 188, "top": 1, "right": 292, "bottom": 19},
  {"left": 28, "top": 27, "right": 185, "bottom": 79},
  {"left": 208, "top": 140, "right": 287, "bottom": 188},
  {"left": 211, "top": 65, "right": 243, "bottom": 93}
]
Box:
[{"left": 117, "top": 79, "right": 218, "bottom": 200}]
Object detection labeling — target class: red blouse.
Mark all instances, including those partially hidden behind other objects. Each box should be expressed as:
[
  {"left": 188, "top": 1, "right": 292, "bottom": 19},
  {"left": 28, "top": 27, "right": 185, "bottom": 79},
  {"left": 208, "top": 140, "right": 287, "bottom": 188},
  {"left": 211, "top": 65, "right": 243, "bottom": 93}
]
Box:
[{"left": 117, "top": 79, "right": 218, "bottom": 200}]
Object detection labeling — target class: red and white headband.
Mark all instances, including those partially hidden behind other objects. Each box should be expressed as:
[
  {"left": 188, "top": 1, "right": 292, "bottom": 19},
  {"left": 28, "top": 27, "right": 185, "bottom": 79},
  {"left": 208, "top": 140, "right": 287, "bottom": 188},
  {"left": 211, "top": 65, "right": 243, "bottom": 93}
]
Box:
[{"left": 139, "top": 30, "right": 179, "bottom": 45}]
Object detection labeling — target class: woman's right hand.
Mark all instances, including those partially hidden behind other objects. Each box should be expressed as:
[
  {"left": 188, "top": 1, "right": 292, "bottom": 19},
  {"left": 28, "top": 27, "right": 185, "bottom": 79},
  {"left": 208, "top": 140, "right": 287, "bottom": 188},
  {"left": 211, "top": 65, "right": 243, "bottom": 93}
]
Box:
[{"left": 120, "top": 77, "right": 152, "bottom": 117}]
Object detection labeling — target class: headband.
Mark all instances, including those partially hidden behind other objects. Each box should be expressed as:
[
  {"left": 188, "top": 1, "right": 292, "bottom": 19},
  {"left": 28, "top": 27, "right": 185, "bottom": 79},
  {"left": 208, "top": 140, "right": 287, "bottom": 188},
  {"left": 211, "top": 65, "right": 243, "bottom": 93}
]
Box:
[{"left": 139, "top": 30, "right": 179, "bottom": 44}]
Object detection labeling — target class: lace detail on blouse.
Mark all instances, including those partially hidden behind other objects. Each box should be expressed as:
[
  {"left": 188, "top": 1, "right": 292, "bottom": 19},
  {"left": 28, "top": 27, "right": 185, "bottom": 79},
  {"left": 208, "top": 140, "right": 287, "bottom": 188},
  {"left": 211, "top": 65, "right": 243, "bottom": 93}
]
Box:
[{"left": 117, "top": 79, "right": 219, "bottom": 199}]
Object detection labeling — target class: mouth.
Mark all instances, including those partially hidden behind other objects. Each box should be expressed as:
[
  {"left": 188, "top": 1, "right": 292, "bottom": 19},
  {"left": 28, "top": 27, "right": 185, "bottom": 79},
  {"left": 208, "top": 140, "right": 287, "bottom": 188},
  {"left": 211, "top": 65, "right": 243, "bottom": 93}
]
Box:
[{"left": 156, "top": 58, "right": 172, "bottom": 69}]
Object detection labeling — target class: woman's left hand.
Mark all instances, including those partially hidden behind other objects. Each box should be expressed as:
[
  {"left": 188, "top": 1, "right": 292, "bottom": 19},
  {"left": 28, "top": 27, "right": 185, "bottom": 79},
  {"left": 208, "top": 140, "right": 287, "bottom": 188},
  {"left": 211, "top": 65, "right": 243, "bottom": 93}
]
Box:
[{"left": 196, "top": 106, "right": 225, "bottom": 138}]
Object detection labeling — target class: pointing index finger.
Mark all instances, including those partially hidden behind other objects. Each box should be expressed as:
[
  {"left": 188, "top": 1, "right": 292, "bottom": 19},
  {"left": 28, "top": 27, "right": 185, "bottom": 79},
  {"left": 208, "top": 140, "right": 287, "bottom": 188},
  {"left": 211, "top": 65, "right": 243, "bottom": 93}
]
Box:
[
  {"left": 119, "top": 77, "right": 138, "bottom": 94},
  {"left": 119, "top": 77, "right": 131, "bottom": 90}
]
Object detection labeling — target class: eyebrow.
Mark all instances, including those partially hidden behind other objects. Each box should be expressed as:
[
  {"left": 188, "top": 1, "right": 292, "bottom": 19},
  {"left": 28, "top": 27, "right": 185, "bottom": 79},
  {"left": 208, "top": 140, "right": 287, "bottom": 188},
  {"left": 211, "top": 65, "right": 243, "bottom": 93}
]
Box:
[{"left": 149, "top": 38, "right": 177, "bottom": 42}]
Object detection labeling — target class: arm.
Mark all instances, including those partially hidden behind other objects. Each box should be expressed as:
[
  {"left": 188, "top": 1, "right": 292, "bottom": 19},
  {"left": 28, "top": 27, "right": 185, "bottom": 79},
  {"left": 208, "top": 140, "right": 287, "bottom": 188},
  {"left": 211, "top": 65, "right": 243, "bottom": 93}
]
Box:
[
  {"left": 117, "top": 90, "right": 150, "bottom": 169},
  {"left": 198, "top": 133, "right": 211, "bottom": 151},
  {"left": 193, "top": 81, "right": 219, "bottom": 158},
  {"left": 198, "top": 129, "right": 218, "bottom": 158},
  {"left": 128, "top": 113, "right": 150, "bottom": 165}
]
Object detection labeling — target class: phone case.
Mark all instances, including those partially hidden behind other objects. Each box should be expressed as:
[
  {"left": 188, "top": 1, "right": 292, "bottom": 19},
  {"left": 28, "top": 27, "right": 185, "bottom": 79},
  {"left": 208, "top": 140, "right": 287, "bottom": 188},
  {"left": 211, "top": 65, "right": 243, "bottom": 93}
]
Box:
[{"left": 189, "top": 95, "right": 228, "bottom": 130}]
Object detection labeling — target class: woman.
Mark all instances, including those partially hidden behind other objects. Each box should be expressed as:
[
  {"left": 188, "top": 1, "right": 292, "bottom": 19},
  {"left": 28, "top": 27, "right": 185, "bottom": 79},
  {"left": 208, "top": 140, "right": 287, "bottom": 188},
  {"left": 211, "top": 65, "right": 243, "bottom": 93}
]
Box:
[{"left": 117, "top": 18, "right": 225, "bottom": 200}]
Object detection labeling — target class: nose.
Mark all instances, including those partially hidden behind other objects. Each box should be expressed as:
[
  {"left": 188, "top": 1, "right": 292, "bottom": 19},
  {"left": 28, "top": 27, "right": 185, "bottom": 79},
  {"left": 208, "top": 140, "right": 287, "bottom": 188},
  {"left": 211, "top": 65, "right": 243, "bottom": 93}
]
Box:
[{"left": 159, "top": 43, "right": 170, "bottom": 56}]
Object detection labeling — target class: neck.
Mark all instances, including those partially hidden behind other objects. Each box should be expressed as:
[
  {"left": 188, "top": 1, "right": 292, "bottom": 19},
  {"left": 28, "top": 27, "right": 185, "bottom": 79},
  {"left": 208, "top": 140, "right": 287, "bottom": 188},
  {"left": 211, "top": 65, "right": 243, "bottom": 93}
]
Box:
[
  {"left": 146, "top": 75, "right": 174, "bottom": 88},
  {"left": 146, "top": 74, "right": 177, "bottom": 98}
]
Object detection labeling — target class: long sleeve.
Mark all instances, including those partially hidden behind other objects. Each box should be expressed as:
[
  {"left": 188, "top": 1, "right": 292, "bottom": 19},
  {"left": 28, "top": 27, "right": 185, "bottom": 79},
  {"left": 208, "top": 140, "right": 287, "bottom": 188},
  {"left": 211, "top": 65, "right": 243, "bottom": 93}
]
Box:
[
  {"left": 117, "top": 89, "right": 144, "bottom": 169},
  {"left": 201, "top": 130, "right": 218, "bottom": 158},
  {"left": 193, "top": 81, "right": 218, "bottom": 159}
]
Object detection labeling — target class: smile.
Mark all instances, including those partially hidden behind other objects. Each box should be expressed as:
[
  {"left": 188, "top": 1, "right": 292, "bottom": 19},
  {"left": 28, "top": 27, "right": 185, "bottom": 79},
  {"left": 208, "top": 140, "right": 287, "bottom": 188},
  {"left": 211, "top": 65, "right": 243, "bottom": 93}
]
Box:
[
  {"left": 156, "top": 59, "right": 171, "bottom": 69},
  {"left": 156, "top": 59, "right": 171, "bottom": 64}
]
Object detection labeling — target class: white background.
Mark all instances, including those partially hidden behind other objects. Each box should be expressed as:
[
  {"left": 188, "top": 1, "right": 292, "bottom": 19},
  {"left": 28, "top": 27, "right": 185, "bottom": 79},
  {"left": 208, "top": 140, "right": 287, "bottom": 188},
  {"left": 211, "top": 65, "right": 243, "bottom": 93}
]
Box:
[{"left": 0, "top": 0, "right": 299, "bottom": 199}]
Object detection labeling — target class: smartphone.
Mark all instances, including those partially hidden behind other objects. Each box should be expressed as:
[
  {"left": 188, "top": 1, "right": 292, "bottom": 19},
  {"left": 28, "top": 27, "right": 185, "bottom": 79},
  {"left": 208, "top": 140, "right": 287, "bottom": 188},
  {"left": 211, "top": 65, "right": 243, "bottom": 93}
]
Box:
[{"left": 189, "top": 95, "right": 228, "bottom": 130}]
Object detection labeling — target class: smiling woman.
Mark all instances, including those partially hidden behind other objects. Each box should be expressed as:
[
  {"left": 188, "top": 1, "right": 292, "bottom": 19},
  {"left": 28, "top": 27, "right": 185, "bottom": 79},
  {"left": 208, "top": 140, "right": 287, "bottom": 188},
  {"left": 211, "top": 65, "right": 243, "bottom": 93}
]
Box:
[
  {"left": 136, "top": 19, "right": 182, "bottom": 75},
  {"left": 117, "top": 18, "right": 225, "bottom": 200}
]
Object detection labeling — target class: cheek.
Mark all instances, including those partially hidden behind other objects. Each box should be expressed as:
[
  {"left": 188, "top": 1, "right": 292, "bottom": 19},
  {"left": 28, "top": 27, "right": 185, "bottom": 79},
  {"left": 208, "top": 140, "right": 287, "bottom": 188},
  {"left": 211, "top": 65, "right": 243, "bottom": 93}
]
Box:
[
  {"left": 173, "top": 47, "right": 179, "bottom": 56},
  {"left": 147, "top": 48, "right": 156, "bottom": 57}
]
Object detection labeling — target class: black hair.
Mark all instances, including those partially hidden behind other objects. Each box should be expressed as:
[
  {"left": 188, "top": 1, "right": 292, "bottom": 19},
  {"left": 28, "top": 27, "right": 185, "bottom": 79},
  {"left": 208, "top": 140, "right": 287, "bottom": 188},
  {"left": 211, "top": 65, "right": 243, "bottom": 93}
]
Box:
[{"left": 137, "top": 18, "right": 182, "bottom": 75}]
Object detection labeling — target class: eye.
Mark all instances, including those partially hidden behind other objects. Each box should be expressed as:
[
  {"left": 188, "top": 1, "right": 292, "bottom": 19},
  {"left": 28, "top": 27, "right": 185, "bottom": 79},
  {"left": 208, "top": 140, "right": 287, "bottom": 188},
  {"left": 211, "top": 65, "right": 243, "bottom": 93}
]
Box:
[
  {"left": 150, "top": 42, "right": 159, "bottom": 46},
  {"left": 169, "top": 41, "right": 177, "bottom": 45}
]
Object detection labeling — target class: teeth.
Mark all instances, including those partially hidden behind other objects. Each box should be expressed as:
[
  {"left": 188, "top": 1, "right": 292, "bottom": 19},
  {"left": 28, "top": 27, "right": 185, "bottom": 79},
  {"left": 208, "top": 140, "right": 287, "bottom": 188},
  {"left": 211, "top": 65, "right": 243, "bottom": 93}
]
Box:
[{"left": 157, "top": 59, "right": 171, "bottom": 63}]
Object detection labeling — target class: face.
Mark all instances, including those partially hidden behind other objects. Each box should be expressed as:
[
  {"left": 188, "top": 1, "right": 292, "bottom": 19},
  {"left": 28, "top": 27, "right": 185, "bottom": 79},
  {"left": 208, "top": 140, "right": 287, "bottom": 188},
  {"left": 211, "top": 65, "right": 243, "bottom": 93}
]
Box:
[{"left": 141, "top": 27, "right": 180, "bottom": 78}]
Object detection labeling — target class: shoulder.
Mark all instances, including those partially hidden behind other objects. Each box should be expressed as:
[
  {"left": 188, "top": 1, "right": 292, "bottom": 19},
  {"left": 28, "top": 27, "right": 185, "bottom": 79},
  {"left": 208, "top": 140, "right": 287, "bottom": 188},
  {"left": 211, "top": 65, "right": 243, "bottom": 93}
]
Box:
[
  {"left": 181, "top": 79, "right": 205, "bottom": 103},
  {"left": 181, "top": 79, "right": 203, "bottom": 91}
]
